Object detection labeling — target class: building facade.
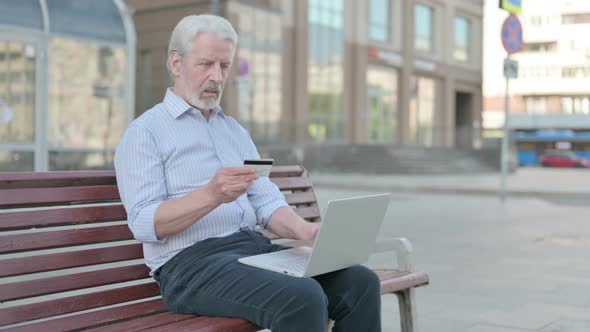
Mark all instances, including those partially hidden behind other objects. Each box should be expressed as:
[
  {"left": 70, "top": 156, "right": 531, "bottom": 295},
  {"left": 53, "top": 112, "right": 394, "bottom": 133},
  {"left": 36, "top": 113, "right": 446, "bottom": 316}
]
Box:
[
  {"left": 483, "top": 0, "right": 590, "bottom": 165},
  {"left": 126, "top": 0, "right": 484, "bottom": 148}
]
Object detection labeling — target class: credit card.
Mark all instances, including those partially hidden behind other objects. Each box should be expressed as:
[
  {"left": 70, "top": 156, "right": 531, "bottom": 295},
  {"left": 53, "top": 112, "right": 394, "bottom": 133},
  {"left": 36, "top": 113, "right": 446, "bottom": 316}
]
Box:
[{"left": 244, "top": 159, "right": 274, "bottom": 177}]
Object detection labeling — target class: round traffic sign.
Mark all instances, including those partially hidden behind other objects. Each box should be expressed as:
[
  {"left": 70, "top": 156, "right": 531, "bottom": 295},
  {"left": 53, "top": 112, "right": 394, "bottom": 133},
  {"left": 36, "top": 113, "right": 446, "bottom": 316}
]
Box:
[{"left": 501, "top": 14, "right": 523, "bottom": 54}]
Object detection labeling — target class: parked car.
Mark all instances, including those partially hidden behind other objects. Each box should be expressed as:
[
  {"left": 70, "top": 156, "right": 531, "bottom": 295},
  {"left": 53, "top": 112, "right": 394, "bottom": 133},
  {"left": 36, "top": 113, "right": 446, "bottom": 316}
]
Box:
[{"left": 539, "top": 150, "right": 590, "bottom": 168}]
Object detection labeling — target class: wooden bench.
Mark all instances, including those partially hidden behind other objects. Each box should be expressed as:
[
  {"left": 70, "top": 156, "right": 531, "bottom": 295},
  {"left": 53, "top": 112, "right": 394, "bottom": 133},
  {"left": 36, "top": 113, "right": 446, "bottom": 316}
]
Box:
[{"left": 0, "top": 166, "right": 429, "bottom": 332}]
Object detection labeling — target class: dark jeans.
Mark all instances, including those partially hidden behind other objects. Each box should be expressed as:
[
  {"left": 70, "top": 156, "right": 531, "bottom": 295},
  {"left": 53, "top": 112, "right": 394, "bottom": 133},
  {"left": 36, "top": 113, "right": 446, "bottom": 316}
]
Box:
[{"left": 153, "top": 229, "right": 381, "bottom": 332}]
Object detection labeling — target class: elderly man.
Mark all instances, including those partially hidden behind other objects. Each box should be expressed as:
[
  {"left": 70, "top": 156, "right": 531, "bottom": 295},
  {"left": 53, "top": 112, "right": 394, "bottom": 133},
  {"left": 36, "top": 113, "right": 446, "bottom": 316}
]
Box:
[{"left": 114, "top": 14, "right": 381, "bottom": 332}]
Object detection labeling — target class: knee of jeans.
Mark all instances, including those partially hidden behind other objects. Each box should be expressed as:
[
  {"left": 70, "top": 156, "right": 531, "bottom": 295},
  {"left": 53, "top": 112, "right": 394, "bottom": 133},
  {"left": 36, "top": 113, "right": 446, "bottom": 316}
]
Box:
[
  {"left": 274, "top": 279, "right": 328, "bottom": 323},
  {"left": 349, "top": 265, "right": 381, "bottom": 294}
]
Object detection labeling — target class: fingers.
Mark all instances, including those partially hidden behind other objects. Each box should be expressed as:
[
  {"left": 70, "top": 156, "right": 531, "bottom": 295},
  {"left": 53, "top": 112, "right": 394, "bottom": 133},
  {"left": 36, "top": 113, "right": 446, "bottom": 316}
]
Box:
[
  {"left": 220, "top": 166, "right": 257, "bottom": 176},
  {"left": 224, "top": 179, "right": 255, "bottom": 193}
]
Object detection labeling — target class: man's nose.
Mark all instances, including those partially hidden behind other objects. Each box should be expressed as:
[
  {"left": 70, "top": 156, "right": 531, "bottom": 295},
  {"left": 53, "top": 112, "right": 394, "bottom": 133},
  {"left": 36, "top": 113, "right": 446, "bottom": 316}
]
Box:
[{"left": 209, "top": 63, "right": 223, "bottom": 83}]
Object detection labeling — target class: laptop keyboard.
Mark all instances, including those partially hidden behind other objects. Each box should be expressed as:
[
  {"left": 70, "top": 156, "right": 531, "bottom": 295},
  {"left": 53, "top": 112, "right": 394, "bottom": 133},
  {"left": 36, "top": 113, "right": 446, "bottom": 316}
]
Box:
[{"left": 273, "top": 255, "right": 308, "bottom": 272}]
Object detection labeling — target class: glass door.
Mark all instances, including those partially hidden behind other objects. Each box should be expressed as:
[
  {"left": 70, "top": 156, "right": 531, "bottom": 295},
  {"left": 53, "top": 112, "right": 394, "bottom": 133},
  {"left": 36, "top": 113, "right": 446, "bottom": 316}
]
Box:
[
  {"left": 366, "top": 67, "right": 398, "bottom": 144},
  {"left": 0, "top": 38, "right": 40, "bottom": 171}
]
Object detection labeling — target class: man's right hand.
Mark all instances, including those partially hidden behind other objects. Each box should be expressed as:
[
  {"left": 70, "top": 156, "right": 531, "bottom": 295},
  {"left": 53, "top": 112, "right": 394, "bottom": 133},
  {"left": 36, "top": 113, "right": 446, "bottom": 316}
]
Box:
[{"left": 205, "top": 166, "right": 259, "bottom": 205}]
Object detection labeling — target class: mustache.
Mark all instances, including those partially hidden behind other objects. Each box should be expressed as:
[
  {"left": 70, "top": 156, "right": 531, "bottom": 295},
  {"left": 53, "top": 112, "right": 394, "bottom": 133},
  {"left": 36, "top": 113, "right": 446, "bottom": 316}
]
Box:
[{"left": 201, "top": 83, "right": 221, "bottom": 93}]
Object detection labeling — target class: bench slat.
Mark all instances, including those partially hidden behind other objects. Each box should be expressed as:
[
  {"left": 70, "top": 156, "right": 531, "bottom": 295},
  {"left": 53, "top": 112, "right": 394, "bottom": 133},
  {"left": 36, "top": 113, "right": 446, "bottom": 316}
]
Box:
[
  {"left": 294, "top": 206, "right": 321, "bottom": 221},
  {"left": 0, "top": 225, "right": 133, "bottom": 254},
  {"left": 284, "top": 192, "right": 317, "bottom": 206},
  {"left": 138, "top": 316, "right": 261, "bottom": 332},
  {"left": 0, "top": 264, "right": 150, "bottom": 302},
  {"left": 0, "top": 283, "right": 161, "bottom": 326},
  {"left": 0, "top": 168, "right": 305, "bottom": 188},
  {"left": 0, "top": 243, "right": 143, "bottom": 277},
  {"left": 270, "top": 177, "right": 313, "bottom": 191},
  {"left": 0, "top": 171, "right": 116, "bottom": 189},
  {"left": 0, "top": 185, "right": 120, "bottom": 208},
  {"left": 0, "top": 170, "right": 115, "bottom": 184},
  {"left": 85, "top": 312, "right": 200, "bottom": 332},
  {"left": 1, "top": 299, "right": 168, "bottom": 332},
  {"left": 268, "top": 165, "right": 304, "bottom": 178},
  {"left": 0, "top": 205, "right": 127, "bottom": 231}
]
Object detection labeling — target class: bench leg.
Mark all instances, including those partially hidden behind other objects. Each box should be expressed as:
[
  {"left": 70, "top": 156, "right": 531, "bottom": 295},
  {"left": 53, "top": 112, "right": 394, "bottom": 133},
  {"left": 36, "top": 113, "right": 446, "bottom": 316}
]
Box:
[{"left": 395, "top": 288, "right": 417, "bottom": 332}]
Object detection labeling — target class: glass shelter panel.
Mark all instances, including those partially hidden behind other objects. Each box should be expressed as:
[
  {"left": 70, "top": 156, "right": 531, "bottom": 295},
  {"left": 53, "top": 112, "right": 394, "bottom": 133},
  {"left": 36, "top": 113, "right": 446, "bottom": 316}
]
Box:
[
  {"left": 48, "top": 37, "right": 127, "bottom": 170},
  {"left": 0, "top": 0, "right": 43, "bottom": 31},
  {"left": 0, "top": 40, "right": 35, "bottom": 144},
  {"left": 47, "top": 0, "right": 126, "bottom": 43},
  {"left": 0, "top": 39, "right": 36, "bottom": 171}
]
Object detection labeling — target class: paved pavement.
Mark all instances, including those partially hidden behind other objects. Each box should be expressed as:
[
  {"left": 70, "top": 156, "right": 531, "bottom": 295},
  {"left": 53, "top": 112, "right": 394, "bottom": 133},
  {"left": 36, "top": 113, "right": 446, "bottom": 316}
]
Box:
[{"left": 312, "top": 167, "right": 590, "bottom": 332}]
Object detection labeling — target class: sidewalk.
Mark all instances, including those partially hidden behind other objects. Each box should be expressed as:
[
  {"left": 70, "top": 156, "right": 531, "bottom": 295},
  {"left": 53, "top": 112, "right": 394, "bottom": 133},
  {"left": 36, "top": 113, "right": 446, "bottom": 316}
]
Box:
[
  {"left": 308, "top": 167, "right": 590, "bottom": 198},
  {"left": 311, "top": 170, "right": 590, "bottom": 331}
]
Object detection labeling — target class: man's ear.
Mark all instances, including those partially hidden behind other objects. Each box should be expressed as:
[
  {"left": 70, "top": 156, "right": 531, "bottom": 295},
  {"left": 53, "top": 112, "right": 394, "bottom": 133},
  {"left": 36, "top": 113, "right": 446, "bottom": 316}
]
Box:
[{"left": 169, "top": 51, "right": 182, "bottom": 78}]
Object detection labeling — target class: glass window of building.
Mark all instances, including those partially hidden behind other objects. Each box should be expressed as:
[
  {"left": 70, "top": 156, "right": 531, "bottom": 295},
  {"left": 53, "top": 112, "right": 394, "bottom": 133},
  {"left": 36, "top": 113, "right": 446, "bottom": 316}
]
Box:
[
  {"left": 525, "top": 96, "right": 547, "bottom": 114},
  {"left": 0, "top": 0, "right": 134, "bottom": 171},
  {"left": 522, "top": 42, "right": 557, "bottom": 53},
  {"left": 368, "top": 0, "right": 390, "bottom": 42},
  {"left": 366, "top": 67, "right": 398, "bottom": 144},
  {"left": 562, "top": 13, "right": 590, "bottom": 25},
  {"left": 562, "top": 66, "right": 590, "bottom": 79},
  {"left": 235, "top": 4, "right": 283, "bottom": 144},
  {"left": 453, "top": 16, "right": 471, "bottom": 62},
  {"left": 409, "top": 76, "right": 436, "bottom": 146},
  {"left": 415, "top": 4, "right": 433, "bottom": 52},
  {"left": 561, "top": 96, "right": 590, "bottom": 114},
  {"left": 308, "top": 0, "right": 345, "bottom": 142}
]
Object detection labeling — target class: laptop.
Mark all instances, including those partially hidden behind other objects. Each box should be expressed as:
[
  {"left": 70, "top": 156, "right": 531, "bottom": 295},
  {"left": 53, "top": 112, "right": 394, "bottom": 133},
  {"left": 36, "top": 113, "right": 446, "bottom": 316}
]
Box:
[{"left": 238, "top": 193, "right": 392, "bottom": 278}]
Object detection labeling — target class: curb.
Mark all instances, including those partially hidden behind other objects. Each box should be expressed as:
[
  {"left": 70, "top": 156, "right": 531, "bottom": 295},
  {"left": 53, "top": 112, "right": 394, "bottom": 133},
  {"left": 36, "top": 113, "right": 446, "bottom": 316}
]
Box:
[{"left": 312, "top": 180, "right": 590, "bottom": 200}]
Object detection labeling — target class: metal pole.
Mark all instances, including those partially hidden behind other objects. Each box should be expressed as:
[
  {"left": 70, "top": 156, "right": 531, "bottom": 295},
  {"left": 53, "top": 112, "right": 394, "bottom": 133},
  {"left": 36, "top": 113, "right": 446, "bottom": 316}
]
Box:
[{"left": 500, "top": 56, "right": 510, "bottom": 202}]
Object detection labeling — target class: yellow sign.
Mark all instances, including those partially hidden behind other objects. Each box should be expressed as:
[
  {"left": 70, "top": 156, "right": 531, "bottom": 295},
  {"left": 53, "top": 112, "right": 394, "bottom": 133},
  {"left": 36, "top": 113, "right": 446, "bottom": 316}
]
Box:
[{"left": 499, "top": 0, "right": 522, "bottom": 14}]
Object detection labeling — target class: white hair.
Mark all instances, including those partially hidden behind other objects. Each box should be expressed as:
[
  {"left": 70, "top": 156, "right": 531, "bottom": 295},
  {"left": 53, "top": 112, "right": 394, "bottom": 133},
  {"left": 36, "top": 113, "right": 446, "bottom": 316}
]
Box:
[{"left": 167, "top": 14, "right": 238, "bottom": 73}]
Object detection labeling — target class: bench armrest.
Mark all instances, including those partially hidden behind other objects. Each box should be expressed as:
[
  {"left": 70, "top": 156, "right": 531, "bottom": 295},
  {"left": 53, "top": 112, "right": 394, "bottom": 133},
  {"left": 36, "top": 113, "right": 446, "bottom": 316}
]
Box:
[{"left": 374, "top": 237, "right": 414, "bottom": 272}]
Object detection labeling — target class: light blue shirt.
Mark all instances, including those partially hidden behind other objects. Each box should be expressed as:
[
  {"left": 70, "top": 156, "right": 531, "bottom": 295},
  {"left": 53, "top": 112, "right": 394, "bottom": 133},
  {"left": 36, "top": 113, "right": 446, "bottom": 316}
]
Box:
[{"left": 114, "top": 89, "right": 288, "bottom": 274}]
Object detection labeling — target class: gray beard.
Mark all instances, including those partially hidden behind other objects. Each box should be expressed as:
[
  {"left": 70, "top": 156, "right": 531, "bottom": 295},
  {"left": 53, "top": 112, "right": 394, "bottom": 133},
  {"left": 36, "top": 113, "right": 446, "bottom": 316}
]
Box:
[{"left": 188, "top": 91, "right": 222, "bottom": 111}]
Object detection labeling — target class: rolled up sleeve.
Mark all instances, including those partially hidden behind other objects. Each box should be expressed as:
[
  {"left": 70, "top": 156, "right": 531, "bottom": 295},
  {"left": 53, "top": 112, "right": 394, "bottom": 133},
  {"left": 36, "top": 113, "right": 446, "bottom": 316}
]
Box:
[
  {"left": 114, "top": 124, "right": 167, "bottom": 243},
  {"left": 249, "top": 181, "right": 289, "bottom": 228}
]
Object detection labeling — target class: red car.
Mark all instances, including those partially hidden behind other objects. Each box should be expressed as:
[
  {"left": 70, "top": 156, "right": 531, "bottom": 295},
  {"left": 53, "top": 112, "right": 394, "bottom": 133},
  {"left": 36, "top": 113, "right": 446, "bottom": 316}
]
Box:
[{"left": 539, "top": 150, "right": 590, "bottom": 168}]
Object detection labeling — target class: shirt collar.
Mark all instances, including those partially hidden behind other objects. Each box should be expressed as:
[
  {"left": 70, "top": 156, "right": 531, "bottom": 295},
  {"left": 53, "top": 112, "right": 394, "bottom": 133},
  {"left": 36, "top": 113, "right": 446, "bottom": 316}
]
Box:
[{"left": 163, "top": 88, "right": 225, "bottom": 119}]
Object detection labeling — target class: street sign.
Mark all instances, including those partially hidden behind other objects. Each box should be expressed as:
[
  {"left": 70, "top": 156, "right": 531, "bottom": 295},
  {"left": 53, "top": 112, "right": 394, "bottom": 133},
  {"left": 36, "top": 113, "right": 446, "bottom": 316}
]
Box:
[
  {"left": 499, "top": 0, "right": 522, "bottom": 14},
  {"left": 503, "top": 58, "right": 518, "bottom": 78},
  {"left": 501, "top": 14, "right": 523, "bottom": 54}
]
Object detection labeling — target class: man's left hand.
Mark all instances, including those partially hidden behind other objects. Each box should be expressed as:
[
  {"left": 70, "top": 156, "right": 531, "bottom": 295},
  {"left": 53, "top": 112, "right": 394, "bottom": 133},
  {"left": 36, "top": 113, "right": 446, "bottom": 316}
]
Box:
[{"left": 302, "top": 221, "right": 320, "bottom": 245}]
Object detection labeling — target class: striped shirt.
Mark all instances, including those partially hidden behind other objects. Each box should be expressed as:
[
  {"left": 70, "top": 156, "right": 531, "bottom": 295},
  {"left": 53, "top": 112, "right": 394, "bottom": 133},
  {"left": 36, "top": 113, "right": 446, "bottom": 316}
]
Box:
[{"left": 114, "top": 89, "right": 288, "bottom": 274}]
